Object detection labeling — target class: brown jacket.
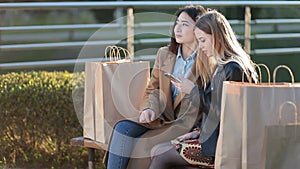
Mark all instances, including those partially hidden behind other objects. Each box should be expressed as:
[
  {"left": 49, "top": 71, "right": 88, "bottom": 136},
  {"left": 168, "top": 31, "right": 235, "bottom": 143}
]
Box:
[
  {"left": 126, "top": 46, "right": 203, "bottom": 168},
  {"left": 140, "top": 46, "right": 201, "bottom": 129},
  {"left": 104, "top": 46, "right": 203, "bottom": 168}
]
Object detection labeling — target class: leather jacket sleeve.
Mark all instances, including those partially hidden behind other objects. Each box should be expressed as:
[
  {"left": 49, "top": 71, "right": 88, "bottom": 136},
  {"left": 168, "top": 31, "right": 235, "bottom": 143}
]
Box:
[{"left": 207, "top": 62, "right": 243, "bottom": 115}]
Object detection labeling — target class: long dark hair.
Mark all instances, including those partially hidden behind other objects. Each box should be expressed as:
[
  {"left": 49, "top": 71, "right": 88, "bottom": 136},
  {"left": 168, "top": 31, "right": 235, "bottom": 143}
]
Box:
[{"left": 169, "top": 5, "right": 206, "bottom": 54}]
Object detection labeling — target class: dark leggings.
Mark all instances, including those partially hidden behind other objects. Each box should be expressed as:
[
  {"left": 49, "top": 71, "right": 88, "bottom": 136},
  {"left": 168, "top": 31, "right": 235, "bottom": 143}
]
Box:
[{"left": 149, "top": 142, "right": 198, "bottom": 169}]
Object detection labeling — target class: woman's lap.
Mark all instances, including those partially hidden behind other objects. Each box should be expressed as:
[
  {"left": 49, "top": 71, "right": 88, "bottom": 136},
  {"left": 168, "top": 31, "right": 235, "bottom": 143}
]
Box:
[{"left": 150, "top": 141, "right": 215, "bottom": 169}]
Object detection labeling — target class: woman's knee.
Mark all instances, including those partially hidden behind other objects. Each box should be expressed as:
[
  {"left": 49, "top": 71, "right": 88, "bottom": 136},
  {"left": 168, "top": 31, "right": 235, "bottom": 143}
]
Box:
[
  {"left": 113, "top": 120, "right": 147, "bottom": 137},
  {"left": 114, "top": 120, "right": 130, "bottom": 131},
  {"left": 151, "top": 142, "right": 173, "bottom": 158}
]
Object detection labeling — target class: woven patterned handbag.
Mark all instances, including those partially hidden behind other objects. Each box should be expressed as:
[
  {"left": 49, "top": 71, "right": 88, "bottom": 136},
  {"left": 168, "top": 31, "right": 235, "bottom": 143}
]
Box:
[{"left": 171, "top": 139, "right": 214, "bottom": 168}]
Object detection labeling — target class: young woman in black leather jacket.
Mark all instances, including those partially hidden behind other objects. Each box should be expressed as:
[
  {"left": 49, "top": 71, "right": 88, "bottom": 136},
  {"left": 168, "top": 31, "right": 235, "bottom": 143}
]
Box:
[{"left": 149, "top": 9, "right": 258, "bottom": 169}]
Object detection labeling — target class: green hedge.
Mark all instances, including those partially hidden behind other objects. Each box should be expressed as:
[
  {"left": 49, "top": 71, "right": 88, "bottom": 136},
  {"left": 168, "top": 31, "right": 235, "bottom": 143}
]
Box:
[{"left": 0, "top": 71, "right": 105, "bottom": 169}]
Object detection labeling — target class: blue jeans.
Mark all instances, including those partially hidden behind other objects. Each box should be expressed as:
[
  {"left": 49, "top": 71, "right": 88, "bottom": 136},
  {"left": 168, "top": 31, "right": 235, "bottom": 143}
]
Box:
[{"left": 107, "top": 120, "right": 149, "bottom": 169}]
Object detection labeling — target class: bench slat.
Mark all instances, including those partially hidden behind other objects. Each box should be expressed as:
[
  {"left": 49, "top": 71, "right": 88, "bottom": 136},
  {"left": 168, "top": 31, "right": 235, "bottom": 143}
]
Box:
[{"left": 70, "top": 137, "right": 108, "bottom": 150}]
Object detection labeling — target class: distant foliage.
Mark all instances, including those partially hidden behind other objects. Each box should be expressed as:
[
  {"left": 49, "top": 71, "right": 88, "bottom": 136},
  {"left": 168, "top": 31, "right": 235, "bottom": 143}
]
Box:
[{"left": 0, "top": 9, "right": 97, "bottom": 26}]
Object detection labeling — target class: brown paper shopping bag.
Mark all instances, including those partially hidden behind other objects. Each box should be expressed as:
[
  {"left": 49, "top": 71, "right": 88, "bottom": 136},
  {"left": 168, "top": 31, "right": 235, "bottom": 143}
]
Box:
[
  {"left": 83, "top": 46, "right": 150, "bottom": 145},
  {"left": 215, "top": 65, "right": 300, "bottom": 169},
  {"left": 263, "top": 101, "right": 300, "bottom": 169},
  {"left": 215, "top": 64, "right": 270, "bottom": 169}
]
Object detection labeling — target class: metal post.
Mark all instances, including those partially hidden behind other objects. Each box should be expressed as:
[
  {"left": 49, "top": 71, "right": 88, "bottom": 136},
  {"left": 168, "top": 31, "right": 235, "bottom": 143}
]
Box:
[
  {"left": 244, "top": 6, "right": 251, "bottom": 55},
  {"left": 115, "top": 0, "right": 124, "bottom": 22},
  {"left": 88, "top": 148, "right": 95, "bottom": 169},
  {"left": 127, "top": 7, "right": 134, "bottom": 60}
]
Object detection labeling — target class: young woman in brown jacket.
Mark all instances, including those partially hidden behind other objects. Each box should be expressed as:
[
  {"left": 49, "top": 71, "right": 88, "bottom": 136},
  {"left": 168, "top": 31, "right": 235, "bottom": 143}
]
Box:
[{"left": 105, "top": 5, "right": 207, "bottom": 169}]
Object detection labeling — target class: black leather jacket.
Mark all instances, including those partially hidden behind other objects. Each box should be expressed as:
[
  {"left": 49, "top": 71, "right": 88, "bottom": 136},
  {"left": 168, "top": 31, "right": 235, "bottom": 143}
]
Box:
[{"left": 187, "top": 61, "right": 246, "bottom": 156}]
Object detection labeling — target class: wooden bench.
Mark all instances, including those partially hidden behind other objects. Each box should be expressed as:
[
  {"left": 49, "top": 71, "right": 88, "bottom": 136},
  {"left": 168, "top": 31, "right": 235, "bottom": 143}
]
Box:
[
  {"left": 70, "top": 137, "right": 108, "bottom": 169},
  {"left": 71, "top": 137, "right": 211, "bottom": 169}
]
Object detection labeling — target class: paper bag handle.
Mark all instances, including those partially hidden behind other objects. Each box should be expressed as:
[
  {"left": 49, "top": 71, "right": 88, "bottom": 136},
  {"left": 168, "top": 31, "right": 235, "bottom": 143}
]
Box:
[
  {"left": 104, "top": 45, "right": 132, "bottom": 61},
  {"left": 273, "top": 65, "right": 295, "bottom": 84},
  {"left": 278, "top": 101, "right": 298, "bottom": 125},
  {"left": 255, "top": 63, "right": 271, "bottom": 84},
  {"left": 241, "top": 63, "right": 270, "bottom": 84}
]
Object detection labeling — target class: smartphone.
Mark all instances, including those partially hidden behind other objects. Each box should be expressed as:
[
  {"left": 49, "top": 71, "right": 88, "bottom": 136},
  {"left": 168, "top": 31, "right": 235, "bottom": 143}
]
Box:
[{"left": 164, "top": 73, "right": 182, "bottom": 83}]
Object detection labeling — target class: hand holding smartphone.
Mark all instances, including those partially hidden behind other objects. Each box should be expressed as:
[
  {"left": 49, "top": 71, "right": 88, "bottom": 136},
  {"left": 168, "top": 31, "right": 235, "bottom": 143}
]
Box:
[{"left": 164, "top": 73, "right": 182, "bottom": 83}]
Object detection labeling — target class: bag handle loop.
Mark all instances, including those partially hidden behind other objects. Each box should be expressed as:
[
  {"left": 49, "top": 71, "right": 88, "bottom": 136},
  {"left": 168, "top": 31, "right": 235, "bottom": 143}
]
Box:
[
  {"left": 105, "top": 45, "right": 119, "bottom": 61},
  {"left": 117, "top": 46, "right": 132, "bottom": 61},
  {"left": 104, "top": 45, "right": 132, "bottom": 62},
  {"left": 254, "top": 63, "right": 271, "bottom": 84},
  {"left": 273, "top": 65, "right": 295, "bottom": 84},
  {"left": 241, "top": 63, "right": 270, "bottom": 84},
  {"left": 278, "top": 101, "right": 298, "bottom": 125}
]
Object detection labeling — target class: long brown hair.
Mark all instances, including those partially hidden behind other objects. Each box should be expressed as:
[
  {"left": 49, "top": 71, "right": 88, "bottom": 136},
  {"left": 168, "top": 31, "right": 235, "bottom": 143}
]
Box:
[
  {"left": 195, "top": 9, "right": 258, "bottom": 86},
  {"left": 169, "top": 5, "right": 206, "bottom": 54}
]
